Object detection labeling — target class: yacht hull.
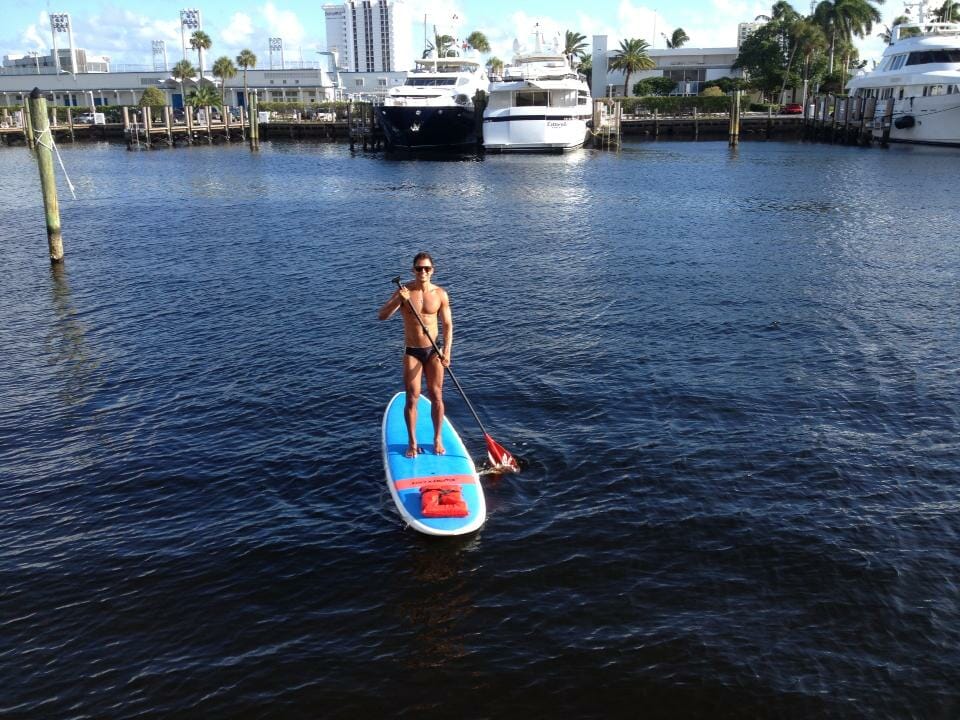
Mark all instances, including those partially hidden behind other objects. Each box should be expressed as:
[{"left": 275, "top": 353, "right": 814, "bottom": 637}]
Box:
[
  {"left": 886, "top": 97, "right": 960, "bottom": 146},
  {"left": 482, "top": 112, "right": 590, "bottom": 152},
  {"left": 379, "top": 106, "right": 479, "bottom": 151}
]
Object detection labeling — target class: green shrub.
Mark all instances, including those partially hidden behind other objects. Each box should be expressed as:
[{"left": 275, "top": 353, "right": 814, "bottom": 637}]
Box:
[{"left": 618, "top": 95, "right": 739, "bottom": 115}]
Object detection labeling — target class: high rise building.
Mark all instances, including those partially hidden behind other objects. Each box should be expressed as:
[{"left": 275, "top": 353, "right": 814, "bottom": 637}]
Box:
[
  {"left": 737, "top": 22, "right": 764, "bottom": 47},
  {"left": 323, "top": 0, "right": 413, "bottom": 72}
]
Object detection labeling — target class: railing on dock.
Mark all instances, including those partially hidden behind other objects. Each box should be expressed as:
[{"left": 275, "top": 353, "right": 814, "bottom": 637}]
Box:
[
  {"left": 347, "top": 101, "right": 384, "bottom": 151},
  {"left": 803, "top": 94, "right": 896, "bottom": 147},
  {"left": 591, "top": 100, "right": 622, "bottom": 150}
]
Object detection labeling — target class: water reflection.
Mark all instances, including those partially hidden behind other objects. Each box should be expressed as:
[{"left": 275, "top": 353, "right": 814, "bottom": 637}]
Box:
[
  {"left": 395, "top": 534, "right": 481, "bottom": 669},
  {"left": 46, "top": 263, "right": 100, "bottom": 407}
]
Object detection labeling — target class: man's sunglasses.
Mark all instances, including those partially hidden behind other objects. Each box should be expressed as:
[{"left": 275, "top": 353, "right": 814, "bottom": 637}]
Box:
[{"left": 414, "top": 266, "right": 433, "bottom": 272}]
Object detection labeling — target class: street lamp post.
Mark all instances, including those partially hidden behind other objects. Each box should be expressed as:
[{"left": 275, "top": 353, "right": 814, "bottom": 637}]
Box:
[{"left": 28, "top": 51, "right": 40, "bottom": 74}]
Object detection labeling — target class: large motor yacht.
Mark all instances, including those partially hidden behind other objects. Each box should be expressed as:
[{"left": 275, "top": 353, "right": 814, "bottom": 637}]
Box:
[
  {"left": 483, "top": 33, "right": 592, "bottom": 152},
  {"left": 846, "top": 3, "right": 960, "bottom": 147},
  {"left": 378, "top": 57, "right": 488, "bottom": 151}
]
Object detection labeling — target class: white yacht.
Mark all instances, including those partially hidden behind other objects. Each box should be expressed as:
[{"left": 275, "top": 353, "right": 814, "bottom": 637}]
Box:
[
  {"left": 846, "top": 4, "right": 960, "bottom": 147},
  {"left": 379, "top": 57, "right": 488, "bottom": 151},
  {"left": 483, "top": 33, "right": 592, "bottom": 152}
]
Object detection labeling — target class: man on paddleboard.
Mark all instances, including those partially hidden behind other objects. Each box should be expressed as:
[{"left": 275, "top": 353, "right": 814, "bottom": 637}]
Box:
[{"left": 378, "top": 252, "right": 453, "bottom": 458}]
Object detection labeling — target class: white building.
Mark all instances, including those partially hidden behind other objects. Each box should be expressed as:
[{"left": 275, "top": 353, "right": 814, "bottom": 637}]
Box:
[
  {"left": 323, "top": 0, "right": 413, "bottom": 73},
  {"left": 601, "top": 46, "right": 744, "bottom": 97},
  {"left": 2, "top": 48, "right": 110, "bottom": 74},
  {"left": 737, "top": 22, "right": 764, "bottom": 48}
]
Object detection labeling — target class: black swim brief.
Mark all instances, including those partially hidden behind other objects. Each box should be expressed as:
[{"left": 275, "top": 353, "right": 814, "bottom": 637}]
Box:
[{"left": 405, "top": 345, "right": 442, "bottom": 363}]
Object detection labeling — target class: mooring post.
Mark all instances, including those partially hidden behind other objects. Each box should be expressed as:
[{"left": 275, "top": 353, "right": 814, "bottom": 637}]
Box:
[
  {"left": 164, "top": 106, "right": 173, "bottom": 145},
  {"left": 24, "top": 104, "right": 35, "bottom": 149},
  {"left": 224, "top": 105, "right": 231, "bottom": 141},
  {"left": 143, "top": 107, "right": 152, "bottom": 149},
  {"left": 653, "top": 107, "right": 659, "bottom": 138},
  {"left": 239, "top": 105, "right": 246, "bottom": 142},
  {"left": 67, "top": 107, "right": 75, "bottom": 142},
  {"left": 27, "top": 88, "right": 64, "bottom": 263},
  {"left": 348, "top": 102, "right": 354, "bottom": 149},
  {"left": 249, "top": 94, "right": 259, "bottom": 150},
  {"left": 693, "top": 106, "right": 699, "bottom": 140},
  {"left": 728, "top": 90, "right": 741, "bottom": 146},
  {"left": 186, "top": 106, "right": 194, "bottom": 144}
]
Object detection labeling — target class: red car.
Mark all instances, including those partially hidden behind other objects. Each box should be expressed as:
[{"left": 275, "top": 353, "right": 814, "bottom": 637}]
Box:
[{"left": 781, "top": 103, "right": 803, "bottom": 115}]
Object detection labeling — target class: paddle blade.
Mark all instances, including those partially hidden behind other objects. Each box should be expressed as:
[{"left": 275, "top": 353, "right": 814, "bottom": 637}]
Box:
[{"left": 485, "top": 434, "right": 520, "bottom": 473}]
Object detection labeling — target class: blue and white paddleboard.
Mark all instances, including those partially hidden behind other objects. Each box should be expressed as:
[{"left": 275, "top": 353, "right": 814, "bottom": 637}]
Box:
[{"left": 382, "top": 392, "right": 486, "bottom": 536}]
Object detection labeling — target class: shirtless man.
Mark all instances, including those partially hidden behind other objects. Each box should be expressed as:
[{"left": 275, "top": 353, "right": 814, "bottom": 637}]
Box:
[{"left": 378, "top": 252, "right": 452, "bottom": 458}]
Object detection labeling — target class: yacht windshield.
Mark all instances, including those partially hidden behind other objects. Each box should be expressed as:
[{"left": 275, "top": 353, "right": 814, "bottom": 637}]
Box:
[
  {"left": 906, "top": 49, "right": 960, "bottom": 65},
  {"left": 405, "top": 77, "right": 457, "bottom": 86}
]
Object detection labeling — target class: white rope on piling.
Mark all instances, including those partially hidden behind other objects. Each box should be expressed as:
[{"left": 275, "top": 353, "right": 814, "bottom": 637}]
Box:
[{"left": 35, "top": 127, "right": 77, "bottom": 200}]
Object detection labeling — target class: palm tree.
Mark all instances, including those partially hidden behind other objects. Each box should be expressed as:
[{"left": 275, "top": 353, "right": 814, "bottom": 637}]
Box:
[
  {"left": 466, "top": 31, "right": 490, "bottom": 53},
  {"left": 486, "top": 56, "right": 504, "bottom": 77},
  {"left": 664, "top": 28, "right": 690, "bottom": 48},
  {"left": 564, "top": 30, "right": 589, "bottom": 58},
  {"left": 933, "top": 0, "right": 960, "bottom": 21},
  {"left": 190, "top": 30, "right": 213, "bottom": 78},
  {"left": 187, "top": 84, "right": 221, "bottom": 108},
  {"left": 813, "top": 0, "right": 882, "bottom": 73},
  {"left": 212, "top": 56, "right": 237, "bottom": 110},
  {"left": 794, "top": 20, "right": 827, "bottom": 104},
  {"left": 424, "top": 32, "right": 456, "bottom": 58},
  {"left": 579, "top": 53, "right": 592, "bottom": 77},
  {"left": 172, "top": 59, "right": 196, "bottom": 109},
  {"left": 236, "top": 49, "right": 257, "bottom": 108},
  {"left": 609, "top": 38, "right": 656, "bottom": 96},
  {"left": 876, "top": 15, "right": 911, "bottom": 43}
]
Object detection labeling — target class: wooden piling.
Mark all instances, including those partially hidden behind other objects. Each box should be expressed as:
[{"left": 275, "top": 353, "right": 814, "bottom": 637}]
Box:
[
  {"left": 239, "top": 105, "right": 246, "bottom": 142},
  {"left": 24, "top": 105, "right": 35, "bottom": 149},
  {"left": 164, "top": 106, "right": 173, "bottom": 145},
  {"left": 249, "top": 95, "right": 260, "bottom": 150},
  {"left": 728, "top": 90, "right": 741, "bottom": 146},
  {"left": 186, "top": 106, "right": 194, "bottom": 144},
  {"left": 880, "top": 98, "right": 894, "bottom": 147},
  {"left": 693, "top": 106, "right": 699, "bottom": 140},
  {"left": 67, "top": 107, "right": 75, "bottom": 142},
  {"left": 143, "top": 107, "right": 152, "bottom": 149},
  {"left": 653, "top": 107, "right": 660, "bottom": 138},
  {"left": 27, "top": 89, "right": 64, "bottom": 263},
  {"left": 224, "top": 105, "right": 231, "bottom": 141}
]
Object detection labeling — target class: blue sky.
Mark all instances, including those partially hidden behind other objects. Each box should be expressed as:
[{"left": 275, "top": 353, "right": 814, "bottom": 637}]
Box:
[{"left": 2, "top": 0, "right": 898, "bottom": 70}]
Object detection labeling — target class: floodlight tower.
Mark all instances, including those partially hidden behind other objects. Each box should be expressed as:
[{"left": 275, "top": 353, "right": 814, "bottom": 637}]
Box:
[
  {"left": 180, "top": 8, "right": 201, "bottom": 71},
  {"left": 152, "top": 40, "right": 168, "bottom": 72},
  {"left": 49, "top": 13, "right": 77, "bottom": 75},
  {"left": 269, "top": 37, "right": 284, "bottom": 70}
]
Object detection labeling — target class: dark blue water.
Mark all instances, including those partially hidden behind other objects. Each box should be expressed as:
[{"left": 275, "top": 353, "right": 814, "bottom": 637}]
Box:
[{"left": 2, "top": 139, "right": 959, "bottom": 718}]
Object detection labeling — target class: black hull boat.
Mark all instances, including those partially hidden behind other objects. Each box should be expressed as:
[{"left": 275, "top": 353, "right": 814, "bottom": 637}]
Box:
[{"left": 379, "top": 106, "right": 479, "bottom": 151}]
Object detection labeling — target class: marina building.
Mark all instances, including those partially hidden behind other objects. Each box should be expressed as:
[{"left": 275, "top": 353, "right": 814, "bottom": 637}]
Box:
[
  {"left": 600, "top": 45, "right": 743, "bottom": 97},
  {"left": 322, "top": 0, "right": 414, "bottom": 73}
]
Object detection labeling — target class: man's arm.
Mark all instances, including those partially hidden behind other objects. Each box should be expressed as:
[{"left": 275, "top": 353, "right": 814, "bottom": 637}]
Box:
[
  {"left": 440, "top": 290, "right": 453, "bottom": 366},
  {"left": 378, "top": 287, "right": 409, "bottom": 321}
]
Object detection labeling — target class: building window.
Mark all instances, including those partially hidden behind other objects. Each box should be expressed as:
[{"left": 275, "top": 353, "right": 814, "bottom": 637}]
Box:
[
  {"left": 355, "top": 78, "right": 364, "bottom": 87},
  {"left": 378, "top": 78, "right": 387, "bottom": 87}
]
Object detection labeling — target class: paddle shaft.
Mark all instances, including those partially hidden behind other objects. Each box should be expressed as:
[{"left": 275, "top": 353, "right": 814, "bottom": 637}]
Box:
[{"left": 391, "top": 277, "right": 493, "bottom": 439}]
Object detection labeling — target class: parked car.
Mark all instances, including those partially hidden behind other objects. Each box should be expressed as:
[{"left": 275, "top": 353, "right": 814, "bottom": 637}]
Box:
[
  {"left": 781, "top": 103, "right": 803, "bottom": 115},
  {"left": 75, "top": 113, "right": 95, "bottom": 124}
]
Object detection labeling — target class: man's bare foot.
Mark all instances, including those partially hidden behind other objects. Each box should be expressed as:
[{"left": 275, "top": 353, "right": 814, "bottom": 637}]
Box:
[
  {"left": 405, "top": 444, "right": 418, "bottom": 458},
  {"left": 434, "top": 440, "right": 445, "bottom": 455}
]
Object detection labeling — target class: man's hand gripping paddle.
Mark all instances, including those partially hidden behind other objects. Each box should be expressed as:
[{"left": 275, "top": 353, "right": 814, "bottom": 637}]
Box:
[{"left": 392, "top": 276, "right": 520, "bottom": 473}]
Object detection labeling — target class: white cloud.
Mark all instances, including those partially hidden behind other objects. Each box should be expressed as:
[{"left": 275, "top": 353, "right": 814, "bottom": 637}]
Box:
[
  {"left": 221, "top": 13, "right": 255, "bottom": 46},
  {"left": 262, "top": 2, "right": 307, "bottom": 46}
]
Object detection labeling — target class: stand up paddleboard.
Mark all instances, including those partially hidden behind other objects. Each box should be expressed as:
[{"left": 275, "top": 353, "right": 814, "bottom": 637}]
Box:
[{"left": 382, "top": 392, "right": 486, "bottom": 536}]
